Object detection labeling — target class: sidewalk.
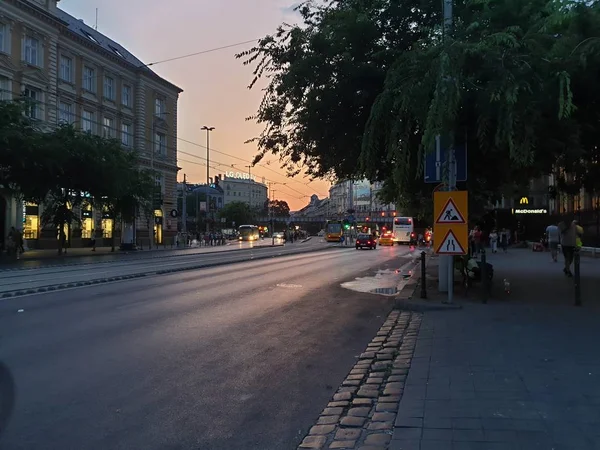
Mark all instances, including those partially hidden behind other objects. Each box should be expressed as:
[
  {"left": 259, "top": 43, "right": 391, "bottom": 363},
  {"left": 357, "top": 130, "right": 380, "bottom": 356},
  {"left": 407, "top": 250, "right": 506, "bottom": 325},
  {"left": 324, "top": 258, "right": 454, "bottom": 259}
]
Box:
[{"left": 391, "top": 250, "right": 600, "bottom": 449}]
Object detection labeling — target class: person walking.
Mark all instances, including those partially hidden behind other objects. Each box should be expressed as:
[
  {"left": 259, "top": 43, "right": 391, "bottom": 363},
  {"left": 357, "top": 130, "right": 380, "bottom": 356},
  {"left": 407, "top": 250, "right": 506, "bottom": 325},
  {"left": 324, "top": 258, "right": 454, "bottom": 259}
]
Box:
[
  {"left": 545, "top": 222, "right": 560, "bottom": 262},
  {"left": 489, "top": 229, "right": 499, "bottom": 253},
  {"left": 558, "top": 217, "right": 582, "bottom": 277}
]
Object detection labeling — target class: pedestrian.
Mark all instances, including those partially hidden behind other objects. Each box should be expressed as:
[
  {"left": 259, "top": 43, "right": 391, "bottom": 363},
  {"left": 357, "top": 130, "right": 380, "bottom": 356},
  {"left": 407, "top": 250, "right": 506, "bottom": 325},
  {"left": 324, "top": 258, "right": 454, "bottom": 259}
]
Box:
[
  {"left": 489, "top": 229, "right": 498, "bottom": 253},
  {"left": 473, "top": 226, "right": 482, "bottom": 258},
  {"left": 545, "top": 222, "right": 560, "bottom": 262},
  {"left": 558, "top": 216, "right": 582, "bottom": 277},
  {"left": 90, "top": 228, "right": 97, "bottom": 252}
]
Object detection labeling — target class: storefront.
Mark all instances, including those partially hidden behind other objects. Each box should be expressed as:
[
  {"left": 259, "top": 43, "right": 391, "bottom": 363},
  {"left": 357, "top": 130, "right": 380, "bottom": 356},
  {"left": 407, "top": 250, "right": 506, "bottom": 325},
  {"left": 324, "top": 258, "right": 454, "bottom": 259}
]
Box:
[
  {"left": 22, "top": 203, "right": 39, "bottom": 240},
  {"left": 101, "top": 210, "right": 113, "bottom": 239},
  {"left": 154, "top": 209, "right": 163, "bottom": 245},
  {"left": 81, "top": 208, "right": 94, "bottom": 238}
]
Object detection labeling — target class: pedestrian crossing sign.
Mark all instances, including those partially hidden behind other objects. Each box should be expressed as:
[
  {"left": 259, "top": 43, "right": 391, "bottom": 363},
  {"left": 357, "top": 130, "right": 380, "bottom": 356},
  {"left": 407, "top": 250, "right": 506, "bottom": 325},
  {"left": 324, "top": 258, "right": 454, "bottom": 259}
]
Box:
[{"left": 435, "top": 229, "right": 466, "bottom": 255}]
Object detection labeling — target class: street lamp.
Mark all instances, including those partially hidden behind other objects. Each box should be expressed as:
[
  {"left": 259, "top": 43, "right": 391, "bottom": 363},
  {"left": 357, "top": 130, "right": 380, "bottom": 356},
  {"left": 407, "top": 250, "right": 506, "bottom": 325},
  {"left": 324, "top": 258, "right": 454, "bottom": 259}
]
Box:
[{"left": 201, "top": 126, "right": 215, "bottom": 232}]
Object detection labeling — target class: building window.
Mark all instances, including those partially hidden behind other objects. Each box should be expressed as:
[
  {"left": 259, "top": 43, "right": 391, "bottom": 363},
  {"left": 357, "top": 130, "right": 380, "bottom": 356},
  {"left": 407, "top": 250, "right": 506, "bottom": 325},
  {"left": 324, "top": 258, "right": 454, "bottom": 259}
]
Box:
[
  {"left": 82, "top": 110, "right": 94, "bottom": 133},
  {"left": 58, "top": 102, "right": 74, "bottom": 124},
  {"left": 0, "top": 23, "right": 7, "bottom": 54},
  {"left": 23, "top": 87, "right": 41, "bottom": 119},
  {"left": 104, "top": 76, "right": 114, "bottom": 100},
  {"left": 121, "top": 122, "right": 132, "bottom": 147},
  {"left": 102, "top": 117, "right": 114, "bottom": 138},
  {"left": 154, "top": 132, "right": 166, "bottom": 155},
  {"left": 24, "top": 35, "right": 40, "bottom": 66},
  {"left": 155, "top": 97, "right": 166, "bottom": 117},
  {"left": 83, "top": 66, "right": 95, "bottom": 92},
  {"left": 122, "top": 84, "right": 132, "bottom": 107},
  {"left": 0, "top": 76, "right": 10, "bottom": 101},
  {"left": 59, "top": 55, "right": 73, "bottom": 83}
]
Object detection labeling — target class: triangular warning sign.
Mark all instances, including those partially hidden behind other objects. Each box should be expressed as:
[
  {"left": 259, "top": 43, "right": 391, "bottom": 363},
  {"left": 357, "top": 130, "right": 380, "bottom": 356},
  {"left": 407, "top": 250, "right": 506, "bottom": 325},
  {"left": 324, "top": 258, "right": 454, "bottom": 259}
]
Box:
[
  {"left": 435, "top": 198, "right": 466, "bottom": 224},
  {"left": 435, "top": 229, "right": 466, "bottom": 255}
]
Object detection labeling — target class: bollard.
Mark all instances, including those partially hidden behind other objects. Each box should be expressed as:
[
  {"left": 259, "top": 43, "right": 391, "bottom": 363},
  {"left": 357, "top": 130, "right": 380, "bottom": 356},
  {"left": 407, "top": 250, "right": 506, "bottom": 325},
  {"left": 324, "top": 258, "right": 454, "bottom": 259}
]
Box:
[
  {"left": 574, "top": 250, "right": 581, "bottom": 306},
  {"left": 480, "top": 249, "right": 488, "bottom": 304},
  {"left": 420, "top": 251, "right": 427, "bottom": 299}
]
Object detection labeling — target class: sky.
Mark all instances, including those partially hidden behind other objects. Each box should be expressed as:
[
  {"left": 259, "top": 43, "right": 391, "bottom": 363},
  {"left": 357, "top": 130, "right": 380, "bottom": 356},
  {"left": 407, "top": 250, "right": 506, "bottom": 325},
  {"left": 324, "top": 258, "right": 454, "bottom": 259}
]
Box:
[{"left": 59, "top": 0, "right": 329, "bottom": 210}]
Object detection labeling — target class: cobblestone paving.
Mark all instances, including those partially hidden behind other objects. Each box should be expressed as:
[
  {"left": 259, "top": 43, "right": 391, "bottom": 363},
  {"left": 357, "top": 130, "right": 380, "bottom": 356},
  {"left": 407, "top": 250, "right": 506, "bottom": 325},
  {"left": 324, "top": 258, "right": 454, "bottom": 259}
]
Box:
[{"left": 298, "top": 310, "right": 422, "bottom": 450}]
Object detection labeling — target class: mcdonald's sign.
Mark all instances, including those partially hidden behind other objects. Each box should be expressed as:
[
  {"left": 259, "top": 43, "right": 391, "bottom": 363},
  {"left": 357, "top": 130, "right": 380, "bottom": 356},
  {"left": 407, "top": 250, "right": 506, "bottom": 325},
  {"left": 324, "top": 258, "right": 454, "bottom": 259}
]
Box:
[{"left": 519, "top": 196, "right": 530, "bottom": 205}]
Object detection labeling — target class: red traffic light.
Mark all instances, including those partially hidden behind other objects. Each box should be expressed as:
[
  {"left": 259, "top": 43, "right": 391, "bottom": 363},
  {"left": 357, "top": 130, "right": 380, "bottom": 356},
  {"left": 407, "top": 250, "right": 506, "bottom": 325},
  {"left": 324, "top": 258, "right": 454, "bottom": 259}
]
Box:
[{"left": 366, "top": 217, "right": 370, "bottom": 221}]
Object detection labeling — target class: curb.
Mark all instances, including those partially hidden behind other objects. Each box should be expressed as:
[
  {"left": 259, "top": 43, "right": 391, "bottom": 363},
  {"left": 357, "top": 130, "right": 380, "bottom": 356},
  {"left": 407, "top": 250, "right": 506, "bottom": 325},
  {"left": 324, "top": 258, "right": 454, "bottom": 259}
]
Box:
[
  {"left": 0, "top": 243, "right": 286, "bottom": 273},
  {"left": 0, "top": 245, "right": 351, "bottom": 300},
  {"left": 297, "top": 311, "right": 421, "bottom": 450},
  {"left": 394, "top": 255, "right": 463, "bottom": 312}
]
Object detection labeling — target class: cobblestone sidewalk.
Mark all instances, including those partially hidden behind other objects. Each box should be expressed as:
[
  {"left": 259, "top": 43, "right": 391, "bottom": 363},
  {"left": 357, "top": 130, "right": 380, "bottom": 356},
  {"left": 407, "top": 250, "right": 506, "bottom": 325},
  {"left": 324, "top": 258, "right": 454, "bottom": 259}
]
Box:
[{"left": 298, "top": 310, "right": 422, "bottom": 450}]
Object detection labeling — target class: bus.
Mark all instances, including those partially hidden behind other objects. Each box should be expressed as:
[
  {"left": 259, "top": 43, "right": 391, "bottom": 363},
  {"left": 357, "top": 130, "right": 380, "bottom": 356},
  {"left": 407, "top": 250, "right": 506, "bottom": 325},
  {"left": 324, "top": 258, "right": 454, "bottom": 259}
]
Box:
[
  {"left": 393, "top": 217, "right": 415, "bottom": 244},
  {"left": 238, "top": 225, "right": 260, "bottom": 241},
  {"left": 325, "top": 220, "right": 344, "bottom": 242}
]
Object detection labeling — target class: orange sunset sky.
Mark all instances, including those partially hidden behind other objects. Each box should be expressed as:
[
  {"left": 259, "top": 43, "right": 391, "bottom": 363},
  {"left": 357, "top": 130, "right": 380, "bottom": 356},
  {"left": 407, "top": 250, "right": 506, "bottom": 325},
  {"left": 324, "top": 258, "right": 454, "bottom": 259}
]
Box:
[{"left": 59, "top": 0, "right": 331, "bottom": 210}]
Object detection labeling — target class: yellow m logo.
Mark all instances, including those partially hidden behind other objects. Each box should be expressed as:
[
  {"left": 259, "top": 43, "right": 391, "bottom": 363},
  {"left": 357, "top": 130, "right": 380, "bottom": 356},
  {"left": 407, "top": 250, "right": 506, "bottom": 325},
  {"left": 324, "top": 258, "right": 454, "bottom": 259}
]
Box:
[{"left": 519, "top": 197, "right": 529, "bottom": 205}]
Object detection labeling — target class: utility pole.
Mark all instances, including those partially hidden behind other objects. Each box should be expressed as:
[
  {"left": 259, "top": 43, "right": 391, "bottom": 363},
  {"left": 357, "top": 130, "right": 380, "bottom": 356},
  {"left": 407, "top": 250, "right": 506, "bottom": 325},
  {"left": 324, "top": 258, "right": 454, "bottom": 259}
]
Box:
[
  {"left": 182, "top": 173, "right": 187, "bottom": 236},
  {"left": 201, "top": 126, "right": 214, "bottom": 233},
  {"left": 271, "top": 188, "right": 276, "bottom": 246},
  {"left": 443, "top": 0, "right": 456, "bottom": 303},
  {"left": 246, "top": 164, "right": 252, "bottom": 209}
]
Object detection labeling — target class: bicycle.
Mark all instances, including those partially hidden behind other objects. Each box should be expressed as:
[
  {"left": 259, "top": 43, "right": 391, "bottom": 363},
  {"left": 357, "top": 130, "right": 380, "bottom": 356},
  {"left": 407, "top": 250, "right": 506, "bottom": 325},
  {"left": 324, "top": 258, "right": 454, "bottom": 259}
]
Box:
[{"left": 0, "top": 362, "right": 15, "bottom": 437}]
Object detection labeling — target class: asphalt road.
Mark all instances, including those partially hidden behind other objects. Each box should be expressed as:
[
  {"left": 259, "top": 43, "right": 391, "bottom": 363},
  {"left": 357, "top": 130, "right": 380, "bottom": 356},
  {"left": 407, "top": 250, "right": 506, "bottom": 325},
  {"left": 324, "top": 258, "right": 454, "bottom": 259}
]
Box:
[
  {"left": 0, "top": 245, "right": 415, "bottom": 450},
  {"left": 0, "top": 239, "right": 337, "bottom": 295}
]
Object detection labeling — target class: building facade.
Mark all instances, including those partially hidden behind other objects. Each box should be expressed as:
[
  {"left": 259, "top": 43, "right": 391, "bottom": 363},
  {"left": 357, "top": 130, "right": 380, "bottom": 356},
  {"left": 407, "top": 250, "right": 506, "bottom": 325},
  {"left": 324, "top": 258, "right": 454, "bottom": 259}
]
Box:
[
  {"left": 0, "top": 0, "right": 183, "bottom": 249},
  {"left": 221, "top": 173, "right": 268, "bottom": 210},
  {"left": 328, "top": 180, "right": 396, "bottom": 218}
]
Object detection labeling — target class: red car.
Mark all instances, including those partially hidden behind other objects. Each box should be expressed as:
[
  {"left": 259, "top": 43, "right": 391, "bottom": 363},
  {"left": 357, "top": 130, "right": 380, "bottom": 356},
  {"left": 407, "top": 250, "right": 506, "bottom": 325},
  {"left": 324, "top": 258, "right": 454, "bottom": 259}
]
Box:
[{"left": 356, "top": 233, "right": 377, "bottom": 250}]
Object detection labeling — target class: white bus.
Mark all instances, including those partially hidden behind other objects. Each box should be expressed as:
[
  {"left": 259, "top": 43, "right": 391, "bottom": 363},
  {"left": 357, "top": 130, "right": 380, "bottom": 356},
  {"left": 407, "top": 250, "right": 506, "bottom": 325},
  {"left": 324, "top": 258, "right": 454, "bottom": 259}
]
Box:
[
  {"left": 238, "top": 225, "right": 260, "bottom": 241},
  {"left": 393, "top": 217, "right": 415, "bottom": 244}
]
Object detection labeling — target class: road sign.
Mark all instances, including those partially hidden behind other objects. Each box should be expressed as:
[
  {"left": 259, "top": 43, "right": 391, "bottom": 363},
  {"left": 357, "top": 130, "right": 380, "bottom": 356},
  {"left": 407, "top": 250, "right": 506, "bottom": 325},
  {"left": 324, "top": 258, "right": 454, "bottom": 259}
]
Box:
[
  {"left": 424, "top": 141, "right": 467, "bottom": 183},
  {"left": 433, "top": 191, "right": 468, "bottom": 256},
  {"left": 436, "top": 229, "right": 466, "bottom": 255},
  {"left": 435, "top": 198, "right": 466, "bottom": 224}
]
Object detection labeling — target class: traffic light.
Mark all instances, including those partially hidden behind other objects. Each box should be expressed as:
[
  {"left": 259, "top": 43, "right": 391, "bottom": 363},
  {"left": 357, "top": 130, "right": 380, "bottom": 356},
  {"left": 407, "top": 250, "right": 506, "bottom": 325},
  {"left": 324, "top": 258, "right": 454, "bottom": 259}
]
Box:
[
  {"left": 366, "top": 217, "right": 370, "bottom": 222},
  {"left": 343, "top": 219, "right": 350, "bottom": 230}
]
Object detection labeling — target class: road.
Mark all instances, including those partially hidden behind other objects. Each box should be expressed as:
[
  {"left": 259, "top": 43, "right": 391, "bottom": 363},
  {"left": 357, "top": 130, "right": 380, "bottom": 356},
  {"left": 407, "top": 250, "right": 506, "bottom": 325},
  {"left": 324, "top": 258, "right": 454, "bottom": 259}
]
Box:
[
  {"left": 0, "top": 239, "right": 335, "bottom": 296},
  {"left": 0, "top": 245, "right": 416, "bottom": 450}
]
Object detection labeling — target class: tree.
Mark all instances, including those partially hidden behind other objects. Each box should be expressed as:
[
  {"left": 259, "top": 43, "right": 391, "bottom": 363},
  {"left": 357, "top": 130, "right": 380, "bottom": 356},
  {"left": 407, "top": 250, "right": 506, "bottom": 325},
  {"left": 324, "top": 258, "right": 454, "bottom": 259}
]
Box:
[
  {"left": 264, "top": 199, "right": 290, "bottom": 217},
  {"left": 87, "top": 135, "right": 154, "bottom": 251},
  {"left": 217, "top": 201, "right": 256, "bottom": 228},
  {"left": 36, "top": 126, "right": 101, "bottom": 254},
  {"left": 237, "top": 0, "right": 439, "bottom": 179},
  {"left": 240, "top": 0, "right": 600, "bottom": 217}
]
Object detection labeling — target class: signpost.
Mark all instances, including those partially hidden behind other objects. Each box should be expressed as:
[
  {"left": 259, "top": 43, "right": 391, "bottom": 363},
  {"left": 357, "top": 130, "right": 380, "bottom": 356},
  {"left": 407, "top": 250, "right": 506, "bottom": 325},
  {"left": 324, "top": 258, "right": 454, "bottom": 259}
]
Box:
[
  {"left": 434, "top": 191, "right": 468, "bottom": 302},
  {"left": 424, "top": 142, "right": 467, "bottom": 184}
]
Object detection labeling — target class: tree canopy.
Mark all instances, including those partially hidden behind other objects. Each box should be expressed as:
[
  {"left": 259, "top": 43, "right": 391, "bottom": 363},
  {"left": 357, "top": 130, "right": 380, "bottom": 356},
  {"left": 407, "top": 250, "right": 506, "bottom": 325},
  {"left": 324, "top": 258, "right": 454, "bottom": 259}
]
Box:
[
  {"left": 217, "top": 201, "right": 256, "bottom": 228},
  {"left": 0, "top": 103, "right": 155, "bottom": 252},
  {"left": 239, "top": 0, "right": 600, "bottom": 218}
]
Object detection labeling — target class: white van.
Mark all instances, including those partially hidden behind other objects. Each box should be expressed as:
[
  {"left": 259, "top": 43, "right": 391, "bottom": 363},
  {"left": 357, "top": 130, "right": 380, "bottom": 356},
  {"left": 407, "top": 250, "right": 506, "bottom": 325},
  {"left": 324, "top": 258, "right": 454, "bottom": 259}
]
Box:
[{"left": 393, "top": 217, "right": 415, "bottom": 244}]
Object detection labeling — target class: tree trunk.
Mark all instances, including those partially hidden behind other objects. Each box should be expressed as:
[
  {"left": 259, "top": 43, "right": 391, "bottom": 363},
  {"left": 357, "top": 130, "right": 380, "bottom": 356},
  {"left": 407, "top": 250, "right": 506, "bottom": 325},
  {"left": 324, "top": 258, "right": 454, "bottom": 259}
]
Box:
[
  {"left": 57, "top": 220, "right": 64, "bottom": 255},
  {"left": 110, "top": 216, "right": 116, "bottom": 252}
]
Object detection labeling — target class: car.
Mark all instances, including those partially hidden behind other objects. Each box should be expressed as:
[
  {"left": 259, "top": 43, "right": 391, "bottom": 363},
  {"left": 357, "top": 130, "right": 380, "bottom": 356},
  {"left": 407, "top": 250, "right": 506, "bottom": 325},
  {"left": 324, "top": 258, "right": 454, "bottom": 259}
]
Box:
[
  {"left": 356, "top": 233, "right": 377, "bottom": 250},
  {"left": 379, "top": 232, "right": 394, "bottom": 246}
]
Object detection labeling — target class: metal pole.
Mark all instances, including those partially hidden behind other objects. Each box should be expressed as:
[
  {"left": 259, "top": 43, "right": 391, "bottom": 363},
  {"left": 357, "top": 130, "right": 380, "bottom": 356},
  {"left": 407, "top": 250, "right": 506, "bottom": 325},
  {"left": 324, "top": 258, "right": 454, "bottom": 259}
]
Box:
[
  {"left": 206, "top": 129, "right": 210, "bottom": 233},
  {"left": 271, "top": 189, "right": 276, "bottom": 246},
  {"left": 574, "top": 250, "right": 581, "bottom": 306},
  {"left": 420, "top": 251, "right": 427, "bottom": 299},
  {"left": 182, "top": 173, "right": 187, "bottom": 239},
  {"left": 442, "top": 0, "right": 455, "bottom": 304}
]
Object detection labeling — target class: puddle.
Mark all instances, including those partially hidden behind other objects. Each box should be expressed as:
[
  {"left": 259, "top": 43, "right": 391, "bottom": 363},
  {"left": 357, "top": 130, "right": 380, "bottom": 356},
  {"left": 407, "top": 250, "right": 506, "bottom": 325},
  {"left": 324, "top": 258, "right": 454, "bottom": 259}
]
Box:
[{"left": 341, "top": 266, "right": 414, "bottom": 297}]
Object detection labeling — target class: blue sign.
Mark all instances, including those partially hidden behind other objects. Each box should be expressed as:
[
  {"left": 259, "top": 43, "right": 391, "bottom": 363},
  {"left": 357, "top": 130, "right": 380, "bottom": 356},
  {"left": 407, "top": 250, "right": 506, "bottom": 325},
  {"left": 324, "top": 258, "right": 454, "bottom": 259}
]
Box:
[
  {"left": 424, "top": 140, "right": 467, "bottom": 183},
  {"left": 347, "top": 215, "right": 356, "bottom": 223}
]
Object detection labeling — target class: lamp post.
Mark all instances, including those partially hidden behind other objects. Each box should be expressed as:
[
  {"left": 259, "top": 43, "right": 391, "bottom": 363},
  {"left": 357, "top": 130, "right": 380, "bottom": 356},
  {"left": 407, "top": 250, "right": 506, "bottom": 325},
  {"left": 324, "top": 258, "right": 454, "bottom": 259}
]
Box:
[{"left": 201, "top": 126, "right": 215, "bottom": 232}]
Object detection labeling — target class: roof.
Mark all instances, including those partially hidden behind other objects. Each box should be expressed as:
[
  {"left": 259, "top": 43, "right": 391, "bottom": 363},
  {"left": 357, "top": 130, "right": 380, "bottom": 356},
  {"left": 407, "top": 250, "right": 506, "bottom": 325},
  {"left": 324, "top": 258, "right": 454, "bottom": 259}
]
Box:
[{"left": 54, "top": 8, "right": 183, "bottom": 93}]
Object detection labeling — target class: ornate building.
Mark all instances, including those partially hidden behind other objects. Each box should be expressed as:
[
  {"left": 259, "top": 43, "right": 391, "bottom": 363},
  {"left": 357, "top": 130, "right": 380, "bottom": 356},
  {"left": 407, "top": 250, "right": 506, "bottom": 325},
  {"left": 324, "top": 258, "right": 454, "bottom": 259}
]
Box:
[{"left": 0, "top": 0, "right": 183, "bottom": 248}]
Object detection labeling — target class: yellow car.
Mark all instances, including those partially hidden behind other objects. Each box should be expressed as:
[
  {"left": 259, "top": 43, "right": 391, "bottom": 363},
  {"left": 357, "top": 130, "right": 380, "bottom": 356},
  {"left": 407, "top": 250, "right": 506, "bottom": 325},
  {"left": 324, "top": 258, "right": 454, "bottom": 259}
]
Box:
[{"left": 379, "top": 232, "right": 395, "bottom": 246}]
